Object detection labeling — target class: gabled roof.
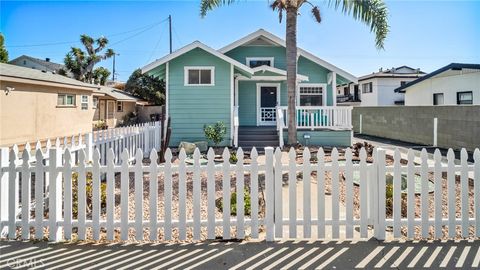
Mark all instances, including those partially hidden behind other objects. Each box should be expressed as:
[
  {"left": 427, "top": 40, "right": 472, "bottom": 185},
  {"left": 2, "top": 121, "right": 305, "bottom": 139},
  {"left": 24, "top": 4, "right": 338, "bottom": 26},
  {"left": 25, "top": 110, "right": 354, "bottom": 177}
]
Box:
[
  {"left": 97, "top": 86, "right": 144, "bottom": 102},
  {"left": 395, "top": 63, "right": 480, "bottom": 93},
  {"left": 219, "top": 29, "right": 357, "bottom": 83},
  {"left": 141, "top": 41, "right": 254, "bottom": 75},
  {"left": 0, "top": 63, "right": 98, "bottom": 91},
  {"left": 251, "top": 65, "right": 309, "bottom": 81},
  {"left": 9, "top": 55, "right": 66, "bottom": 72}
]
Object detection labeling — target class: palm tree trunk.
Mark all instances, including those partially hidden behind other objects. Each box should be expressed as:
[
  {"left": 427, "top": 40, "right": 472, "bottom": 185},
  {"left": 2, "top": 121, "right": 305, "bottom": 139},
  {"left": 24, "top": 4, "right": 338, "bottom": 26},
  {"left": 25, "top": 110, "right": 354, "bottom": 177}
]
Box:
[{"left": 286, "top": 6, "right": 298, "bottom": 146}]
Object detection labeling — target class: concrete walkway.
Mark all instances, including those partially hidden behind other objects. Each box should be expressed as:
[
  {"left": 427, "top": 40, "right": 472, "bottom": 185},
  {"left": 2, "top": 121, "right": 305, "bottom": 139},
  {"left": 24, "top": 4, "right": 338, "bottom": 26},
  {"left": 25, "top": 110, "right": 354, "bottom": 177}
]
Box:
[{"left": 1, "top": 239, "right": 479, "bottom": 269}]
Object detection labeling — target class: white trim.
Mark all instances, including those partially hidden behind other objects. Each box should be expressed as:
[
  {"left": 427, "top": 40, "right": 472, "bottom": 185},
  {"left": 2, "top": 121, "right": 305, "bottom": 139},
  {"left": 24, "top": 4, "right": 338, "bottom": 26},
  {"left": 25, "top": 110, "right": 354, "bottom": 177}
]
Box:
[
  {"left": 251, "top": 65, "right": 309, "bottom": 81},
  {"left": 141, "top": 41, "right": 253, "bottom": 75},
  {"left": 331, "top": 72, "right": 337, "bottom": 106},
  {"left": 237, "top": 75, "right": 308, "bottom": 82},
  {"left": 219, "top": 29, "right": 358, "bottom": 83},
  {"left": 165, "top": 61, "right": 169, "bottom": 137},
  {"left": 246, "top": 57, "right": 274, "bottom": 68},
  {"left": 297, "top": 83, "right": 327, "bottom": 107},
  {"left": 230, "top": 64, "right": 234, "bottom": 145},
  {"left": 184, "top": 66, "right": 215, "bottom": 86},
  {"left": 256, "top": 83, "right": 281, "bottom": 126}
]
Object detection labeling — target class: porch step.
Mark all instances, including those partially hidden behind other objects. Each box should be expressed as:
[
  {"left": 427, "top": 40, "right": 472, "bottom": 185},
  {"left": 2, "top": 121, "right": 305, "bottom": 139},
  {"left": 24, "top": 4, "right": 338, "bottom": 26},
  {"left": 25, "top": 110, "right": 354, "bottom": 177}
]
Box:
[
  {"left": 238, "top": 126, "right": 277, "bottom": 135},
  {"left": 237, "top": 126, "right": 279, "bottom": 149}
]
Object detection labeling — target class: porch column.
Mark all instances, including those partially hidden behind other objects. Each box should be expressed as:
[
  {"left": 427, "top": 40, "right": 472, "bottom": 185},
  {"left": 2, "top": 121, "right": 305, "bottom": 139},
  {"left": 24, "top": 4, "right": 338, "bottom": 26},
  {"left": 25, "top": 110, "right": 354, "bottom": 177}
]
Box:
[{"left": 329, "top": 71, "right": 337, "bottom": 106}]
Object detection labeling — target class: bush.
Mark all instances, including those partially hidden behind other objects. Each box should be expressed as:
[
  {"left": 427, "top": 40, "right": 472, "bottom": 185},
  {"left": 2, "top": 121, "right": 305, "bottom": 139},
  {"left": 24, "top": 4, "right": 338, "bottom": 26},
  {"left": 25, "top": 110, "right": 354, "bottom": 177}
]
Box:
[
  {"left": 72, "top": 171, "right": 107, "bottom": 219},
  {"left": 229, "top": 151, "right": 238, "bottom": 164},
  {"left": 203, "top": 121, "right": 226, "bottom": 146},
  {"left": 217, "top": 188, "right": 251, "bottom": 216}
]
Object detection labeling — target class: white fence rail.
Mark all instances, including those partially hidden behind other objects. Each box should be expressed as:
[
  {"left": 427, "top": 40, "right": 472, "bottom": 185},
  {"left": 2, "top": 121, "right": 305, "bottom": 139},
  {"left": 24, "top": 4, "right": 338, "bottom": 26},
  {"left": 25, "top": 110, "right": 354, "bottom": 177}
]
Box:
[
  {"left": 0, "top": 145, "right": 479, "bottom": 242},
  {"left": 278, "top": 106, "right": 352, "bottom": 130}
]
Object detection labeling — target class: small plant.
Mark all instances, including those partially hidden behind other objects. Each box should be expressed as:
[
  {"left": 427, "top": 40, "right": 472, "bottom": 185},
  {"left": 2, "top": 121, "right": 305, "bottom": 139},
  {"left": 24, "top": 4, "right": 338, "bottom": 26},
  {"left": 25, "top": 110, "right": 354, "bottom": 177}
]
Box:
[
  {"left": 216, "top": 188, "right": 252, "bottom": 216},
  {"left": 229, "top": 151, "right": 238, "bottom": 164},
  {"left": 94, "top": 120, "right": 107, "bottom": 130},
  {"left": 72, "top": 171, "right": 107, "bottom": 218},
  {"left": 385, "top": 183, "right": 393, "bottom": 216},
  {"left": 203, "top": 121, "right": 227, "bottom": 146}
]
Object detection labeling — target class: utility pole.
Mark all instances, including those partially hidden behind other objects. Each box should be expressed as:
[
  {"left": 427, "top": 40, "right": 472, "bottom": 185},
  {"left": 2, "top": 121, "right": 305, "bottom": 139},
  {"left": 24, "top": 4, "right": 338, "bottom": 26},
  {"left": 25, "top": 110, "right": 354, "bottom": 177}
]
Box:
[
  {"left": 112, "top": 53, "right": 120, "bottom": 81},
  {"left": 168, "top": 15, "right": 172, "bottom": 54}
]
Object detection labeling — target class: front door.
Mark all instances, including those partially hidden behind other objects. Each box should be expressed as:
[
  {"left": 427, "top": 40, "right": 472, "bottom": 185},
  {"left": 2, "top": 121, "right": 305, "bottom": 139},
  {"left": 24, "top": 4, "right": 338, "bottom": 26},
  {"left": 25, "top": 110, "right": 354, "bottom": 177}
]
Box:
[{"left": 257, "top": 84, "right": 279, "bottom": 126}]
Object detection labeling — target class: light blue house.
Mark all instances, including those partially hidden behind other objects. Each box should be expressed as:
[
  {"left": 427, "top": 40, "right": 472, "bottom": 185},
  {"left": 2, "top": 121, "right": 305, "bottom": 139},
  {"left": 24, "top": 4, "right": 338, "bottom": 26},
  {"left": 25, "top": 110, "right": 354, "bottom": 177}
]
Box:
[{"left": 142, "top": 29, "right": 357, "bottom": 148}]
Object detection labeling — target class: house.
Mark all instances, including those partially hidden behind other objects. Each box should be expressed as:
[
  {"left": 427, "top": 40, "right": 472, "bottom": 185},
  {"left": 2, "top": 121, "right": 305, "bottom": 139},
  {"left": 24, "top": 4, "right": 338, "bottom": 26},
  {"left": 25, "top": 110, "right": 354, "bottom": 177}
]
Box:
[
  {"left": 395, "top": 63, "right": 480, "bottom": 106},
  {"left": 0, "top": 63, "right": 98, "bottom": 146},
  {"left": 142, "top": 29, "right": 357, "bottom": 148},
  {"left": 345, "top": 66, "right": 425, "bottom": 106},
  {"left": 9, "top": 55, "right": 71, "bottom": 77},
  {"left": 93, "top": 86, "right": 146, "bottom": 128}
]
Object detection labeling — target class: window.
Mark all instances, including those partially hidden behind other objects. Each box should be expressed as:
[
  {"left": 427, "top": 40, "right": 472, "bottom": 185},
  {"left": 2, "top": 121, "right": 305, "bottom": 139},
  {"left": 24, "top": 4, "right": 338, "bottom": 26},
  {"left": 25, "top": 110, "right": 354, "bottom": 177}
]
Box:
[
  {"left": 362, "top": 82, "right": 373, "bottom": 93},
  {"left": 93, "top": 97, "right": 99, "bottom": 108},
  {"left": 184, "top": 67, "right": 214, "bottom": 86},
  {"left": 246, "top": 57, "right": 274, "bottom": 68},
  {"left": 457, "top": 91, "right": 473, "bottom": 105},
  {"left": 299, "top": 85, "right": 323, "bottom": 106},
  {"left": 81, "top": 95, "right": 88, "bottom": 110},
  {"left": 433, "top": 93, "right": 444, "bottom": 105},
  {"left": 117, "top": 101, "right": 123, "bottom": 112},
  {"left": 57, "top": 94, "right": 75, "bottom": 106}
]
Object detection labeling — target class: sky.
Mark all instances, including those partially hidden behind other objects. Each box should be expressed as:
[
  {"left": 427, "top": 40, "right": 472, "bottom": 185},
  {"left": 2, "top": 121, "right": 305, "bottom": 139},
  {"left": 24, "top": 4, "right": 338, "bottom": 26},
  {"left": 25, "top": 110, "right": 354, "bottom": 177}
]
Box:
[{"left": 1, "top": 0, "right": 479, "bottom": 81}]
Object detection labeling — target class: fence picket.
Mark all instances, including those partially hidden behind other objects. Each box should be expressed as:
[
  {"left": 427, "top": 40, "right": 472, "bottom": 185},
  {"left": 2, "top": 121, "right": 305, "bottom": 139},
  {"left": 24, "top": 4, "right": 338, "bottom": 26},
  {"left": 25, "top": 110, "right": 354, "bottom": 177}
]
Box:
[
  {"left": 34, "top": 149, "right": 44, "bottom": 239},
  {"left": 460, "top": 148, "right": 469, "bottom": 237},
  {"left": 164, "top": 149, "right": 173, "bottom": 240},
  {"left": 120, "top": 149, "right": 129, "bottom": 241},
  {"left": 250, "top": 148, "right": 259, "bottom": 239},
  {"left": 317, "top": 148, "right": 325, "bottom": 239},
  {"left": 393, "top": 149, "right": 401, "bottom": 238},
  {"left": 206, "top": 148, "right": 215, "bottom": 239},
  {"left": 274, "top": 147, "right": 283, "bottom": 238},
  {"left": 21, "top": 150, "right": 31, "bottom": 240},
  {"left": 420, "top": 149, "right": 429, "bottom": 238},
  {"left": 265, "top": 147, "right": 274, "bottom": 241},
  {"left": 149, "top": 150, "right": 159, "bottom": 241},
  {"left": 78, "top": 150, "right": 87, "bottom": 240},
  {"left": 178, "top": 148, "right": 187, "bottom": 240},
  {"left": 8, "top": 148, "right": 17, "bottom": 239},
  {"left": 63, "top": 149, "right": 73, "bottom": 240},
  {"left": 447, "top": 149, "right": 455, "bottom": 238},
  {"left": 193, "top": 148, "right": 201, "bottom": 240},
  {"left": 345, "top": 148, "right": 353, "bottom": 239},
  {"left": 474, "top": 149, "right": 480, "bottom": 237},
  {"left": 135, "top": 149, "right": 144, "bottom": 241},
  {"left": 49, "top": 147, "right": 62, "bottom": 242},
  {"left": 236, "top": 148, "right": 245, "bottom": 239},
  {"left": 288, "top": 147, "right": 297, "bottom": 238},
  {"left": 331, "top": 148, "right": 339, "bottom": 239},
  {"left": 106, "top": 149, "right": 115, "bottom": 241},
  {"left": 359, "top": 148, "right": 368, "bottom": 238},
  {"left": 376, "top": 148, "right": 386, "bottom": 240},
  {"left": 433, "top": 149, "right": 442, "bottom": 238},
  {"left": 407, "top": 149, "right": 415, "bottom": 238},
  {"left": 92, "top": 149, "right": 101, "bottom": 241},
  {"left": 222, "top": 148, "right": 231, "bottom": 239},
  {"left": 303, "top": 148, "right": 312, "bottom": 238}
]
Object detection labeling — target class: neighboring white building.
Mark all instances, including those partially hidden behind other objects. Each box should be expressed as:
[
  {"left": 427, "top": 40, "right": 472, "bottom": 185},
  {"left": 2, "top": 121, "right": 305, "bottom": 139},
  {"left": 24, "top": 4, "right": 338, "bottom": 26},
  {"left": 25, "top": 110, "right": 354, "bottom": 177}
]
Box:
[
  {"left": 395, "top": 63, "right": 480, "bottom": 106},
  {"left": 342, "top": 66, "right": 426, "bottom": 106},
  {"left": 9, "top": 55, "right": 71, "bottom": 77}
]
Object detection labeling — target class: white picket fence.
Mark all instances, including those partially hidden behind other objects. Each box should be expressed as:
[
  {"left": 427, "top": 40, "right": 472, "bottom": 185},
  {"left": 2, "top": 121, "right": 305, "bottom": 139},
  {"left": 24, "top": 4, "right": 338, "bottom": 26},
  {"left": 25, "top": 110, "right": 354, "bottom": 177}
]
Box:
[{"left": 0, "top": 145, "right": 478, "bottom": 242}]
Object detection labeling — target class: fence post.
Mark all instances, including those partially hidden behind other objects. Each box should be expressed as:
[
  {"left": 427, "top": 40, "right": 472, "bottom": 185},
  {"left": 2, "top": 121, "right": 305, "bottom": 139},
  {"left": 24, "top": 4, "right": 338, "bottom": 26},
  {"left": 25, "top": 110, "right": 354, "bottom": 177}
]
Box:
[
  {"left": 0, "top": 148, "right": 9, "bottom": 237},
  {"left": 155, "top": 121, "right": 160, "bottom": 151},
  {"left": 49, "top": 147, "right": 62, "bottom": 242},
  {"left": 359, "top": 114, "right": 363, "bottom": 134},
  {"left": 375, "top": 148, "right": 386, "bottom": 240},
  {"left": 85, "top": 132, "right": 93, "bottom": 162},
  {"left": 433, "top": 117, "right": 438, "bottom": 147},
  {"left": 265, "top": 147, "right": 274, "bottom": 241},
  {"left": 144, "top": 124, "right": 150, "bottom": 157}
]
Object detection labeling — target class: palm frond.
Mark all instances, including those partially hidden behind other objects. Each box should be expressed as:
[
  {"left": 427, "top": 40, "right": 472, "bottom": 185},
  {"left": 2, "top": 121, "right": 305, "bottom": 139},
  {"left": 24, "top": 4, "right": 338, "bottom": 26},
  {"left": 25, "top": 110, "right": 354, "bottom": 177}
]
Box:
[
  {"left": 311, "top": 6, "right": 321, "bottom": 23},
  {"left": 200, "top": 0, "right": 237, "bottom": 17},
  {"left": 327, "top": 0, "right": 389, "bottom": 49},
  {"left": 270, "top": 0, "right": 286, "bottom": 23}
]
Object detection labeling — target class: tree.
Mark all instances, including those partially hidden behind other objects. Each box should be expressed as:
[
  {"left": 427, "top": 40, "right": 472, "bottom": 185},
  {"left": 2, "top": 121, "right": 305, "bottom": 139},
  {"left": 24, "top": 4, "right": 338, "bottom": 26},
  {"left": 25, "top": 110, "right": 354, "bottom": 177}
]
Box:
[
  {"left": 0, "top": 33, "right": 8, "bottom": 63},
  {"left": 125, "top": 69, "right": 165, "bottom": 105},
  {"left": 93, "top": 67, "right": 111, "bottom": 85},
  {"left": 200, "top": 0, "right": 389, "bottom": 146},
  {"left": 64, "top": 34, "right": 115, "bottom": 83}
]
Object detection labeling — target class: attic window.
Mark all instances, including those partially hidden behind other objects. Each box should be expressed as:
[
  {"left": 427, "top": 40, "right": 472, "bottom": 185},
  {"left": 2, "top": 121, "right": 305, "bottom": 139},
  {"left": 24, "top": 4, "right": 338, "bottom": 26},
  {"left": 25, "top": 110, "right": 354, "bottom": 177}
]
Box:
[
  {"left": 246, "top": 57, "right": 274, "bottom": 68},
  {"left": 184, "top": 66, "right": 214, "bottom": 86}
]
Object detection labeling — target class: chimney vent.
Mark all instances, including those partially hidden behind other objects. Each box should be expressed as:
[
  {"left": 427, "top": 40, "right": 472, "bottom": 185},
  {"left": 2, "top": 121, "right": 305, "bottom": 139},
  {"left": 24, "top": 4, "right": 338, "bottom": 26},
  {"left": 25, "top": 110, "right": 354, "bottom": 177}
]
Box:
[{"left": 45, "top": 58, "right": 50, "bottom": 62}]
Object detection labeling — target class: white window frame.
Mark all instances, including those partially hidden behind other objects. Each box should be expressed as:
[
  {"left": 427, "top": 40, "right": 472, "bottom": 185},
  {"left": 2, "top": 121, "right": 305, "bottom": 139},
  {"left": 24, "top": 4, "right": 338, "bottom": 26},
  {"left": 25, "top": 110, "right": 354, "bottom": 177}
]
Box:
[
  {"left": 81, "top": 95, "right": 89, "bottom": 110},
  {"left": 57, "top": 93, "right": 76, "bottom": 107},
  {"left": 297, "top": 83, "right": 327, "bottom": 107},
  {"left": 117, "top": 101, "right": 123, "bottom": 112},
  {"left": 184, "top": 66, "right": 215, "bottom": 86},
  {"left": 93, "top": 97, "right": 99, "bottom": 108},
  {"left": 256, "top": 82, "right": 280, "bottom": 126},
  {"left": 246, "top": 57, "right": 274, "bottom": 68},
  {"left": 362, "top": 82, "right": 373, "bottom": 93}
]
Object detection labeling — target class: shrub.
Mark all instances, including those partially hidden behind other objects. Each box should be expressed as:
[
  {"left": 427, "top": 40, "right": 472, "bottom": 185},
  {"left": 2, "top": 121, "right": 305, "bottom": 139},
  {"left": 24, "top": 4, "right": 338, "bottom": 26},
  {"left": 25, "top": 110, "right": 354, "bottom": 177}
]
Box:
[
  {"left": 216, "top": 188, "right": 252, "bottom": 216},
  {"left": 203, "top": 121, "right": 227, "bottom": 146},
  {"left": 229, "top": 151, "right": 238, "bottom": 164},
  {"left": 72, "top": 171, "right": 107, "bottom": 219}
]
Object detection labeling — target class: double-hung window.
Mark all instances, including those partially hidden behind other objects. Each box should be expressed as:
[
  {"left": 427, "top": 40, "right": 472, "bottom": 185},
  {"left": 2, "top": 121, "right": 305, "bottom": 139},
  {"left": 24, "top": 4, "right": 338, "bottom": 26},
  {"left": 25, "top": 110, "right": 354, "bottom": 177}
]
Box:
[
  {"left": 299, "top": 85, "right": 324, "bottom": 106},
  {"left": 57, "top": 94, "right": 75, "bottom": 106},
  {"left": 184, "top": 67, "right": 214, "bottom": 86},
  {"left": 81, "top": 95, "right": 88, "bottom": 110},
  {"left": 362, "top": 82, "right": 373, "bottom": 93},
  {"left": 117, "top": 101, "right": 123, "bottom": 112},
  {"left": 457, "top": 91, "right": 473, "bottom": 105}
]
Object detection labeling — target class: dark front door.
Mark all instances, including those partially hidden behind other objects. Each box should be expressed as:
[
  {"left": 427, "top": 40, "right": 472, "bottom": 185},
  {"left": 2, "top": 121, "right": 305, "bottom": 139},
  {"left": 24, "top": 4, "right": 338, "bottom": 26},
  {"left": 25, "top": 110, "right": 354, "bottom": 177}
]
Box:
[{"left": 259, "top": 86, "right": 278, "bottom": 125}]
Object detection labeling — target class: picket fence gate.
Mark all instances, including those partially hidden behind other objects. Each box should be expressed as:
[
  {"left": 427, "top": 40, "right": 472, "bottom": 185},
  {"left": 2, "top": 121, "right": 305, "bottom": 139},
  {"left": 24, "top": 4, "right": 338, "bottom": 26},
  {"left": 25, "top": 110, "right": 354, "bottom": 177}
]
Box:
[{"left": 0, "top": 145, "right": 479, "bottom": 242}]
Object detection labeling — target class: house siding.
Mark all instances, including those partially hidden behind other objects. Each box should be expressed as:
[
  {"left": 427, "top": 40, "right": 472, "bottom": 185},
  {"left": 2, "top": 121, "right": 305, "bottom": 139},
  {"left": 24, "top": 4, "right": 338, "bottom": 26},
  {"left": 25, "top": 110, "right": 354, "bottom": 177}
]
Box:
[
  {"left": 168, "top": 48, "right": 232, "bottom": 147},
  {"left": 297, "top": 56, "right": 332, "bottom": 105},
  {"left": 282, "top": 130, "right": 352, "bottom": 147},
  {"left": 225, "top": 46, "right": 287, "bottom": 69}
]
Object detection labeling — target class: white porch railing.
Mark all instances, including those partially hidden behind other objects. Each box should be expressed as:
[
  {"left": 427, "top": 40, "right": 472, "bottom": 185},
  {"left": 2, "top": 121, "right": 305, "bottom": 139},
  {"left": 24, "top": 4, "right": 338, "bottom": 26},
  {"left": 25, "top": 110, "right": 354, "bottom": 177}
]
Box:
[
  {"left": 278, "top": 106, "right": 352, "bottom": 130},
  {"left": 233, "top": 106, "right": 239, "bottom": 147},
  {"left": 276, "top": 107, "right": 285, "bottom": 148}
]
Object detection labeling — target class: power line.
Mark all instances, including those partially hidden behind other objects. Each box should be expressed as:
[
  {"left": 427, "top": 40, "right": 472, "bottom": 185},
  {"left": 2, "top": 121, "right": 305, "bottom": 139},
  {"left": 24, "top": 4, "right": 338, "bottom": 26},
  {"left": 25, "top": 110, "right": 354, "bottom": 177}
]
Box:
[{"left": 146, "top": 26, "right": 166, "bottom": 64}]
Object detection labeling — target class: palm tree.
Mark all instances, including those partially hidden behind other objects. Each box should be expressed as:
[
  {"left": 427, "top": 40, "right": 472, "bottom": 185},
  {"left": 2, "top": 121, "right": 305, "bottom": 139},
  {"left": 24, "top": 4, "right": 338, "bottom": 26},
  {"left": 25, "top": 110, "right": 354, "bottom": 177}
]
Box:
[{"left": 200, "top": 0, "right": 389, "bottom": 146}]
